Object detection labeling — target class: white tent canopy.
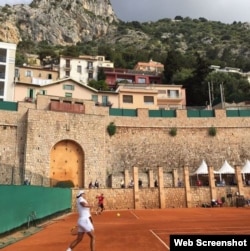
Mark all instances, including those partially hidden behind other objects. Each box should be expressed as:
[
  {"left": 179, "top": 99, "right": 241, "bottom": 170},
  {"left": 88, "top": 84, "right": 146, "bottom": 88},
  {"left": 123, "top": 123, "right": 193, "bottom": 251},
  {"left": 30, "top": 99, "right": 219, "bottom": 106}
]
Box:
[
  {"left": 192, "top": 160, "right": 219, "bottom": 175},
  {"left": 217, "top": 160, "right": 235, "bottom": 174},
  {"left": 192, "top": 160, "right": 208, "bottom": 175},
  {"left": 241, "top": 160, "right": 250, "bottom": 174}
]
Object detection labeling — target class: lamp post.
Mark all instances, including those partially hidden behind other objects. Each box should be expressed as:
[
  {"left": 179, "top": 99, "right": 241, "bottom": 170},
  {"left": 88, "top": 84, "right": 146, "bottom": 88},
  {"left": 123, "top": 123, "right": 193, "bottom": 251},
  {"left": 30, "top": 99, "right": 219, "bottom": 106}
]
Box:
[{"left": 220, "top": 82, "right": 225, "bottom": 109}]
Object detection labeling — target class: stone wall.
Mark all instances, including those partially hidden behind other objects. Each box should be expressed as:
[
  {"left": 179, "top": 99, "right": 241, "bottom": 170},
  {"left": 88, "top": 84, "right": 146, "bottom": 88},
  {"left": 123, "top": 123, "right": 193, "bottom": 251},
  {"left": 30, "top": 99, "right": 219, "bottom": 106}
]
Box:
[
  {"left": 106, "top": 109, "right": 250, "bottom": 178},
  {"left": 1, "top": 96, "right": 250, "bottom": 208},
  {"left": 70, "top": 166, "right": 250, "bottom": 211}
]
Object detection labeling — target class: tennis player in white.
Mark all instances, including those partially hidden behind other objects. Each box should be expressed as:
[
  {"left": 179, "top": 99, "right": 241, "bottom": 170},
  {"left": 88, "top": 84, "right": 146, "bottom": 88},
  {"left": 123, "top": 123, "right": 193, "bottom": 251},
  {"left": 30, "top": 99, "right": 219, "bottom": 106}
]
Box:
[{"left": 66, "top": 190, "right": 95, "bottom": 251}]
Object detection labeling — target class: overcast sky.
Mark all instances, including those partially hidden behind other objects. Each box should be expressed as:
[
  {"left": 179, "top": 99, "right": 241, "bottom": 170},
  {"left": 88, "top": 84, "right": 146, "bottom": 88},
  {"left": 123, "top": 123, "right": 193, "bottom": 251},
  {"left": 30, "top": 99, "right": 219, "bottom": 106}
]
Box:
[{"left": 1, "top": 0, "right": 250, "bottom": 24}]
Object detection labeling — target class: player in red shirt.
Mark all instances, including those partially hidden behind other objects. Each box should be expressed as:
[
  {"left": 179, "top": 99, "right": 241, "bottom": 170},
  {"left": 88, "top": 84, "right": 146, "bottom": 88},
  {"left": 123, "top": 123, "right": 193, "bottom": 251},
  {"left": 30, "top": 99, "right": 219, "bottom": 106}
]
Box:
[{"left": 96, "top": 193, "right": 105, "bottom": 215}]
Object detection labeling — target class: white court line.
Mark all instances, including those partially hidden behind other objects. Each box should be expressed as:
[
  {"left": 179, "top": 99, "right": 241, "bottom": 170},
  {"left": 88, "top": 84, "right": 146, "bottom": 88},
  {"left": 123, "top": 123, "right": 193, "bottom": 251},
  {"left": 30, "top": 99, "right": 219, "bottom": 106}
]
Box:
[
  {"left": 150, "top": 229, "right": 170, "bottom": 250},
  {"left": 149, "top": 226, "right": 250, "bottom": 250},
  {"left": 129, "top": 210, "right": 140, "bottom": 219},
  {"left": 155, "top": 226, "right": 250, "bottom": 231}
]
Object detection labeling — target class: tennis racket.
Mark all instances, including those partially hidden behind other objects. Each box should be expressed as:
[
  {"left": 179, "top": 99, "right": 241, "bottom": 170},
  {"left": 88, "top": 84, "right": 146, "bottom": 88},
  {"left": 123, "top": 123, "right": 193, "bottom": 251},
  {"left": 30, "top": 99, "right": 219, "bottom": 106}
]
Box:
[{"left": 70, "top": 225, "right": 78, "bottom": 235}]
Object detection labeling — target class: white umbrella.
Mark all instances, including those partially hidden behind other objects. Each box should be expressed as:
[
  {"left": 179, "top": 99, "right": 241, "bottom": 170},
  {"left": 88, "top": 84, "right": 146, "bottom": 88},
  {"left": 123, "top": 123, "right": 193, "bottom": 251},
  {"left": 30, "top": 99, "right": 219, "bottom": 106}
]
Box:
[
  {"left": 192, "top": 160, "right": 208, "bottom": 176},
  {"left": 192, "top": 160, "right": 219, "bottom": 176},
  {"left": 241, "top": 159, "right": 250, "bottom": 180},
  {"left": 217, "top": 160, "right": 235, "bottom": 181},
  {"left": 241, "top": 160, "right": 250, "bottom": 174}
]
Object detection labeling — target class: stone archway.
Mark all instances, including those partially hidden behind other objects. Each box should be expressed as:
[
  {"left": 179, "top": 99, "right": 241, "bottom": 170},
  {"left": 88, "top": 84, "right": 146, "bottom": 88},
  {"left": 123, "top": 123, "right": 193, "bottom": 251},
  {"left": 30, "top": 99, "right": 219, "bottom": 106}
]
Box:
[{"left": 50, "top": 140, "right": 84, "bottom": 187}]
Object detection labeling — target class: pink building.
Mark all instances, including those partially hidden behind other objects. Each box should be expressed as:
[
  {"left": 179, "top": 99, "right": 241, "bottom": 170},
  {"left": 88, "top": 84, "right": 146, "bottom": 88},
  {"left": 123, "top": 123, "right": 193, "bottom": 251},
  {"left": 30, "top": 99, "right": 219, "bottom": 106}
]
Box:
[{"left": 104, "top": 67, "right": 162, "bottom": 89}]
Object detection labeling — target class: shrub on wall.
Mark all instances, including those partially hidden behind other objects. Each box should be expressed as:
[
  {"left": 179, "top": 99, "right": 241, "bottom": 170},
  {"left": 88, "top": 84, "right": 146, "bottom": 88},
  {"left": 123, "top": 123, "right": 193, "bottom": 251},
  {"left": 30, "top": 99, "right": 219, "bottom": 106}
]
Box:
[
  {"left": 169, "top": 127, "right": 177, "bottom": 136},
  {"left": 208, "top": 126, "right": 217, "bottom": 136},
  {"left": 107, "top": 122, "right": 116, "bottom": 136}
]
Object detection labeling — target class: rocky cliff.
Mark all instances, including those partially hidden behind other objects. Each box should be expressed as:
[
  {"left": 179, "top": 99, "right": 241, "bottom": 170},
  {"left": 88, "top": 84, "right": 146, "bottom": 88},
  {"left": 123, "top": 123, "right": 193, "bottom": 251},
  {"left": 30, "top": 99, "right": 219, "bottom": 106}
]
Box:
[{"left": 0, "top": 0, "right": 119, "bottom": 45}]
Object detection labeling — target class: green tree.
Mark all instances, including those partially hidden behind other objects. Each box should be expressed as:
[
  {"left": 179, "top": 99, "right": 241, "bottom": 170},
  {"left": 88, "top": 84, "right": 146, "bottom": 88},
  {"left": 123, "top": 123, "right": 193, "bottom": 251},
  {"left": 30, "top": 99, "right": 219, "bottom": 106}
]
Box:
[
  {"left": 37, "top": 48, "right": 58, "bottom": 65},
  {"left": 205, "top": 71, "right": 250, "bottom": 105},
  {"left": 88, "top": 80, "right": 109, "bottom": 91},
  {"left": 163, "top": 50, "right": 182, "bottom": 83},
  {"left": 15, "top": 52, "right": 28, "bottom": 67},
  {"left": 98, "top": 67, "right": 106, "bottom": 81},
  {"left": 172, "top": 68, "right": 193, "bottom": 84},
  {"left": 61, "top": 45, "right": 80, "bottom": 57},
  {"left": 184, "top": 53, "right": 211, "bottom": 106}
]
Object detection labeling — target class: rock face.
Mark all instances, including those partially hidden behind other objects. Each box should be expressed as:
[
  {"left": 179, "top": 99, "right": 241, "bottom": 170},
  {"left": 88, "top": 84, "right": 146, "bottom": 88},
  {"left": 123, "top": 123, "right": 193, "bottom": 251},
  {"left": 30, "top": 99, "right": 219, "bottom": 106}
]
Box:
[{"left": 0, "top": 0, "right": 119, "bottom": 45}]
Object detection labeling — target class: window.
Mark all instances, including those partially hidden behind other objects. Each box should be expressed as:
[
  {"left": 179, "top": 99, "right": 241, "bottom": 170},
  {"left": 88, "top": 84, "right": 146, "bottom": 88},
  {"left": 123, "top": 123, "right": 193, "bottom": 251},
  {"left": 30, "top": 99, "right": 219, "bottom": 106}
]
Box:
[
  {"left": 27, "top": 88, "right": 35, "bottom": 98},
  {"left": 102, "top": 95, "right": 108, "bottom": 105},
  {"left": 0, "top": 81, "right": 4, "bottom": 96},
  {"left": 92, "top": 95, "right": 98, "bottom": 103},
  {"left": 123, "top": 95, "right": 133, "bottom": 103},
  {"left": 63, "top": 84, "right": 74, "bottom": 90},
  {"left": 138, "top": 78, "right": 146, "bottom": 83},
  {"left": 48, "top": 74, "right": 52, "bottom": 79},
  {"left": 87, "top": 61, "right": 93, "bottom": 69},
  {"left": 65, "top": 92, "right": 72, "bottom": 98},
  {"left": 65, "top": 70, "right": 70, "bottom": 77},
  {"left": 26, "top": 70, "right": 32, "bottom": 77},
  {"left": 168, "top": 90, "right": 179, "bottom": 98},
  {"left": 14, "top": 68, "right": 19, "bottom": 78},
  {"left": 144, "top": 96, "right": 154, "bottom": 104},
  {"left": 77, "top": 65, "right": 82, "bottom": 73},
  {"left": 39, "top": 90, "right": 47, "bottom": 95},
  {"left": 66, "top": 59, "right": 70, "bottom": 68},
  {"left": 88, "top": 72, "right": 93, "bottom": 79}
]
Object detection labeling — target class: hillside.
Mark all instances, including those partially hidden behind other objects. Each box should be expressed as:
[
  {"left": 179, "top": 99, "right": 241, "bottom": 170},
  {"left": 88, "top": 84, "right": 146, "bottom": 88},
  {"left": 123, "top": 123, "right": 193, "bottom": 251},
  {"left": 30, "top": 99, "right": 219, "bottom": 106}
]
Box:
[
  {"left": 1, "top": 1, "right": 250, "bottom": 106},
  {"left": 0, "top": 0, "right": 118, "bottom": 45},
  {"left": 102, "top": 17, "right": 250, "bottom": 71},
  {"left": 1, "top": 1, "right": 250, "bottom": 71}
]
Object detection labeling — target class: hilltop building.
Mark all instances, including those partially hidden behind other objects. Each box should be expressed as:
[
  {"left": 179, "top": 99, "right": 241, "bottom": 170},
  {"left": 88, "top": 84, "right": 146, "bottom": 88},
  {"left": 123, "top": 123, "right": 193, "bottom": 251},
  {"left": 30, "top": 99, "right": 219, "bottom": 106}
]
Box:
[
  {"left": 0, "top": 42, "right": 16, "bottom": 101},
  {"left": 134, "top": 59, "right": 164, "bottom": 73},
  {"left": 104, "top": 67, "right": 162, "bottom": 89},
  {"left": 59, "top": 55, "right": 114, "bottom": 84}
]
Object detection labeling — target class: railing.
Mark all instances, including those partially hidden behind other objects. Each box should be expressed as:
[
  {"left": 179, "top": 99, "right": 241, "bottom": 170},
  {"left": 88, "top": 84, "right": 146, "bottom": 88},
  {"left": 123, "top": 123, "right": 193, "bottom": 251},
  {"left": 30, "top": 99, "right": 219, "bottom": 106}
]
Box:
[
  {"left": 149, "top": 109, "right": 176, "bottom": 118},
  {"left": 187, "top": 109, "right": 215, "bottom": 118},
  {"left": 0, "top": 101, "right": 18, "bottom": 111},
  {"left": 95, "top": 102, "right": 112, "bottom": 107},
  {"left": 109, "top": 108, "right": 250, "bottom": 118},
  {"left": 226, "top": 110, "right": 250, "bottom": 117},
  {"left": 109, "top": 108, "right": 137, "bottom": 117},
  {"left": 25, "top": 97, "right": 35, "bottom": 103}
]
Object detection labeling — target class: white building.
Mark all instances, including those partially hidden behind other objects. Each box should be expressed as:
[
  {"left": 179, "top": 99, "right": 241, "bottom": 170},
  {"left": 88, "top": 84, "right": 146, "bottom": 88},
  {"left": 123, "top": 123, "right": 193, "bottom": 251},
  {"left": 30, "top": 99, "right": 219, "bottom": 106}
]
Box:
[
  {"left": 59, "top": 55, "right": 114, "bottom": 84},
  {"left": 0, "top": 42, "right": 17, "bottom": 101}
]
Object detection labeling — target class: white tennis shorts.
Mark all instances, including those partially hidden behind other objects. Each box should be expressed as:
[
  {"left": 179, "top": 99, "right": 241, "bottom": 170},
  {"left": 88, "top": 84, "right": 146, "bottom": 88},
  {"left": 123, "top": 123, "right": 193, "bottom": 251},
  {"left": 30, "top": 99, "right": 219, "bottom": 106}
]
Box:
[{"left": 77, "top": 217, "right": 94, "bottom": 233}]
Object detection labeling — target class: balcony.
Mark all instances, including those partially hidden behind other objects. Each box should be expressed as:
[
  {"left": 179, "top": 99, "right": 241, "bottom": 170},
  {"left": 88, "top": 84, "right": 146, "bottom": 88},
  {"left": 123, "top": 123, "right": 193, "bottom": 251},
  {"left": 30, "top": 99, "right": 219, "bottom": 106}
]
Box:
[
  {"left": 50, "top": 101, "right": 85, "bottom": 114},
  {"left": 95, "top": 101, "right": 113, "bottom": 108},
  {"left": 25, "top": 97, "right": 35, "bottom": 103},
  {"left": 63, "top": 64, "right": 71, "bottom": 70},
  {"left": 158, "top": 94, "right": 182, "bottom": 101},
  {"left": 86, "top": 66, "right": 94, "bottom": 72}
]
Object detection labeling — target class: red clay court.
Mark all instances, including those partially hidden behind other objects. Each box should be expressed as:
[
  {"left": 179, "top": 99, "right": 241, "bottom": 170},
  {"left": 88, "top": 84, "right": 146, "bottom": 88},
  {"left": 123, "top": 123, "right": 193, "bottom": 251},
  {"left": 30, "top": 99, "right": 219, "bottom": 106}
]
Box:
[{"left": 1, "top": 207, "right": 250, "bottom": 251}]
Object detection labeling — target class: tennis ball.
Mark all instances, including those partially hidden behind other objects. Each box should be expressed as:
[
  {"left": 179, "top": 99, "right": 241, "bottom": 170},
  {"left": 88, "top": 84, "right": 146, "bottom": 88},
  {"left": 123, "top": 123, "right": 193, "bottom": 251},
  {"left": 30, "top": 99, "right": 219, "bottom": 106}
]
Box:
[{"left": 117, "top": 213, "right": 120, "bottom": 217}]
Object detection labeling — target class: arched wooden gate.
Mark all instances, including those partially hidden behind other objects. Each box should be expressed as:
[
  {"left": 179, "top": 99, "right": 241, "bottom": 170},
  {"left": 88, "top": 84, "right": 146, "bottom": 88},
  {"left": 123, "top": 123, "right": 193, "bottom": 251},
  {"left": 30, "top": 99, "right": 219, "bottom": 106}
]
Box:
[{"left": 50, "top": 140, "right": 84, "bottom": 187}]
